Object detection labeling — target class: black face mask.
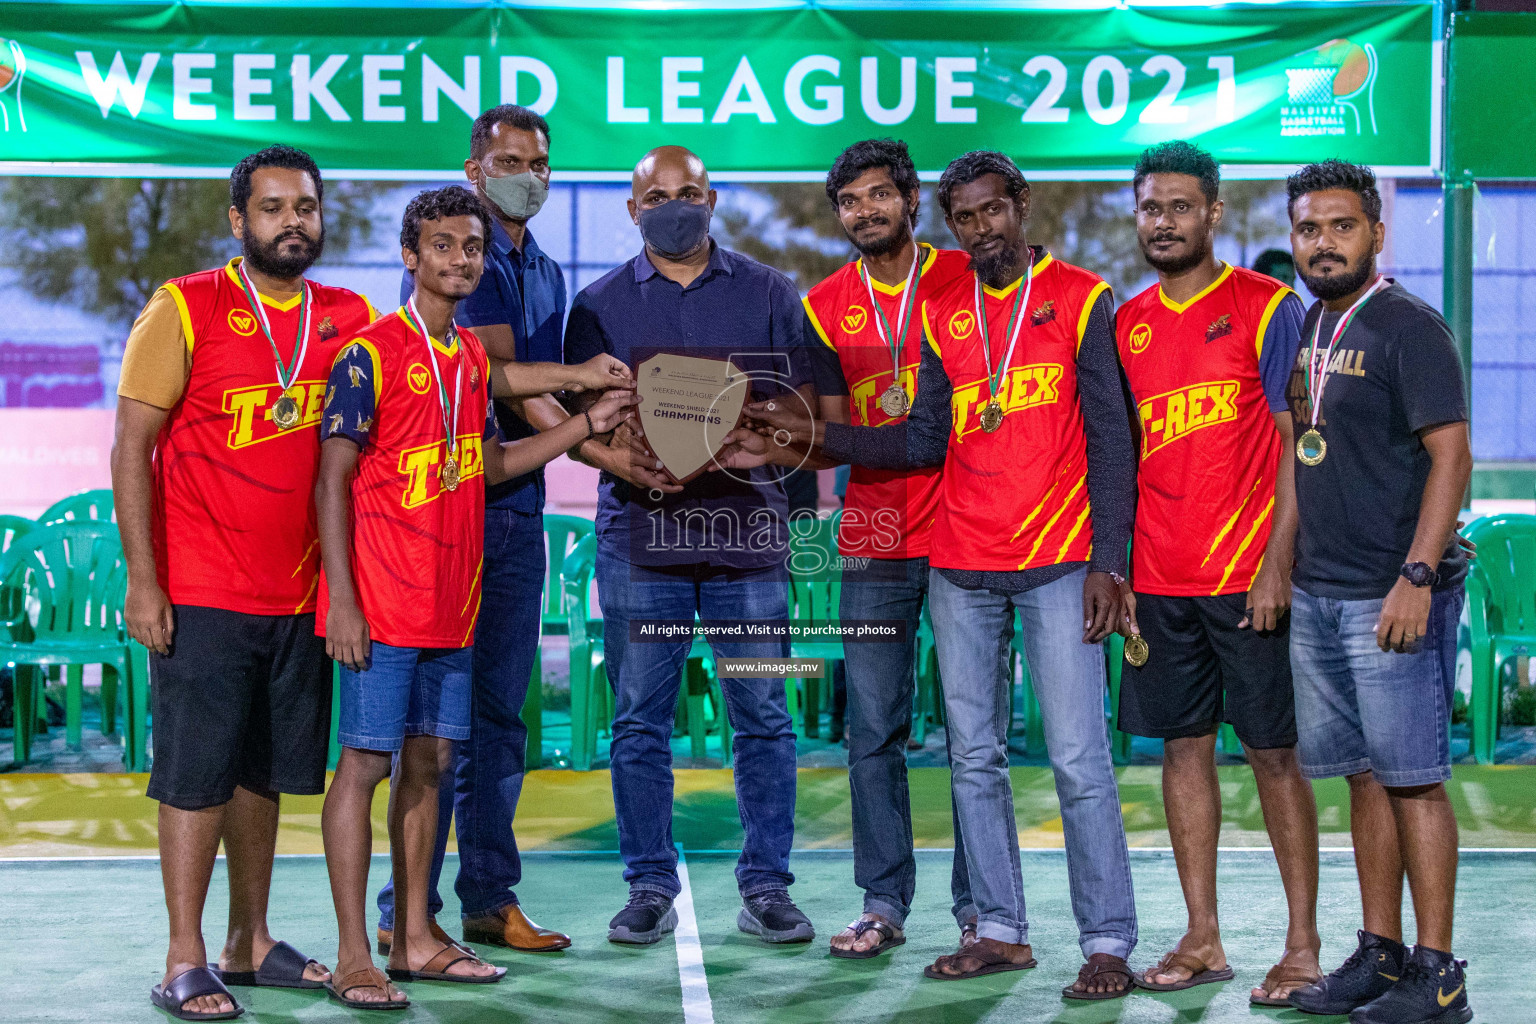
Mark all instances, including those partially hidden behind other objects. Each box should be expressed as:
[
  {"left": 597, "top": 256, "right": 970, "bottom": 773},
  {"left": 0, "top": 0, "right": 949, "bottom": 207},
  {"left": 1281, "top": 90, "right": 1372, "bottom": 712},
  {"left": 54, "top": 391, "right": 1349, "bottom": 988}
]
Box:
[{"left": 638, "top": 199, "right": 711, "bottom": 259}]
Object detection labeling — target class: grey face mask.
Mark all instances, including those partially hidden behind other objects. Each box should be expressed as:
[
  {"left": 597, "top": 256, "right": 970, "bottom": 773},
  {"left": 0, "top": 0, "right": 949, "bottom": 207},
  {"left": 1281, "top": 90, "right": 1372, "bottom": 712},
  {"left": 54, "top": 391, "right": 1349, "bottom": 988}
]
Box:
[{"left": 481, "top": 170, "right": 549, "bottom": 221}]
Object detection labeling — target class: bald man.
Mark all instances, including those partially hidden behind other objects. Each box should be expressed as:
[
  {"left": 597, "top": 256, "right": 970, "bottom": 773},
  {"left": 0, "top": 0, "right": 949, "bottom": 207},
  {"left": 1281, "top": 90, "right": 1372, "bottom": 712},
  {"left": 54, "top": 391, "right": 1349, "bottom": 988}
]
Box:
[{"left": 564, "top": 147, "right": 816, "bottom": 945}]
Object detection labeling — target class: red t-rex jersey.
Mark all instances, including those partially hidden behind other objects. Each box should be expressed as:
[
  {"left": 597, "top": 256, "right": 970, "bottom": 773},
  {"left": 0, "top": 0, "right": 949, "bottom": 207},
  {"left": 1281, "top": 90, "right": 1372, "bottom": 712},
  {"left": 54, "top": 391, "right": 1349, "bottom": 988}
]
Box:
[
  {"left": 1116, "top": 264, "right": 1296, "bottom": 595},
  {"left": 920, "top": 252, "right": 1110, "bottom": 572},
  {"left": 316, "top": 310, "right": 494, "bottom": 649},
  {"left": 148, "top": 259, "right": 375, "bottom": 614},
  {"left": 803, "top": 243, "right": 970, "bottom": 559}
]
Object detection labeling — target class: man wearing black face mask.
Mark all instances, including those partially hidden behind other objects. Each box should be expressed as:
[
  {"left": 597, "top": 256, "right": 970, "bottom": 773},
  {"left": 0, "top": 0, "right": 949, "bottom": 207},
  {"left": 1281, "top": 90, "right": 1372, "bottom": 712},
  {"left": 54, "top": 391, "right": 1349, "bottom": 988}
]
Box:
[{"left": 563, "top": 146, "right": 815, "bottom": 948}]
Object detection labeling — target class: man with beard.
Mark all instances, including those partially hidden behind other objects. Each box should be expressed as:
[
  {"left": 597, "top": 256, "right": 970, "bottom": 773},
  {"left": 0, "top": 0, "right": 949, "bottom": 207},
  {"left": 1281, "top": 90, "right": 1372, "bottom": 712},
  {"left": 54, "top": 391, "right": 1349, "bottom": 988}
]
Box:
[
  {"left": 114, "top": 146, "right": 377, "bottom": 1020},
  {"left": 738, "top": 151, "right": 1138, "bottom": 997},
  {"left": 798, "top": 138, "right": 970, "bottom": 958},
  {"left": 1280, "top": 161, "right": 1474, "bottom": 1024},
  {"left": 1113, "top": 142, "right": 1320, "bottom": 1006}
]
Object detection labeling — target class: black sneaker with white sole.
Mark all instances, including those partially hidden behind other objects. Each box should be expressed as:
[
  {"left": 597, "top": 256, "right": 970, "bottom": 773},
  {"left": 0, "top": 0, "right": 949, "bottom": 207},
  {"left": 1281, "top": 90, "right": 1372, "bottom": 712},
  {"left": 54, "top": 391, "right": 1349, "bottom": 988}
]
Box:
[
  {"left": 608, "top": 891, "right": 678, "bottom": 945},
  {"left": 737, "top": 890, "right": 815, "bottom": 944},
  {"left": 1290, "top": 930, "right": 1407, "bottom": 1015},
  {"left": 1350, "top": 946, "right": 1472, "bottom": 1024}
]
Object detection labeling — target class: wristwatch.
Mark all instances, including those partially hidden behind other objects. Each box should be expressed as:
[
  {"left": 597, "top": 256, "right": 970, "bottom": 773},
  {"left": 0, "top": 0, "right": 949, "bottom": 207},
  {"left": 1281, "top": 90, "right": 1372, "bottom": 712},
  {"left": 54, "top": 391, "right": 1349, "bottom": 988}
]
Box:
[{"left": 1400, "top": 562, "right": 1440, "bottom": 588}]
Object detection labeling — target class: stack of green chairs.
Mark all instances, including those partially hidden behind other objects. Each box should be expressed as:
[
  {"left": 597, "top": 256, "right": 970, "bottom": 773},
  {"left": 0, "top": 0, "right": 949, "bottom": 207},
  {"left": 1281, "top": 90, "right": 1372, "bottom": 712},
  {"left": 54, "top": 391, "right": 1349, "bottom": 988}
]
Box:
[
  {"left": 563, "top": 533, "right": 733, "bottom": 770},
  {"left": 0, "top": 521, "right": 147, "bottom": 769},
  {"left": 522, "top": 514, "right": 597, "bottom": 770},
  {"left": 1462, "top": 514, "right": 1536, "bottom": 764},
  {"left": 786, "top": 513, "right": 843, "bottom": 738},
  {"left": 911, "top": 602, "right": 942, "bottom": 744},
  {"left": 38, "top": 489, "right": 116, "bottom": 525}
]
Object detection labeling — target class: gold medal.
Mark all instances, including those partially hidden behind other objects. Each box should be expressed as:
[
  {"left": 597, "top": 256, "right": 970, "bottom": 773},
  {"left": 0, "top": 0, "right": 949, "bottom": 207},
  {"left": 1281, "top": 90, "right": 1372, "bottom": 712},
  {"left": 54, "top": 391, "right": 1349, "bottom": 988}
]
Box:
[
  {"left": 1296, "top": 427, "right": 1327, "bottom": 466},
  {"left": 272, "top": 392, "right": 301, "bottom": 430},
  {"left": 1124, "top": 632, "right": 1150, "bottom": 668},
  {"left": 879, "top": 383, "right": 910, "bottom": 418},
  {"left": 980, "top": 399, "right": 1004, "bottom": 433},
  {"left": 441, "top": 453, "right": 461, "bottom": 491}
]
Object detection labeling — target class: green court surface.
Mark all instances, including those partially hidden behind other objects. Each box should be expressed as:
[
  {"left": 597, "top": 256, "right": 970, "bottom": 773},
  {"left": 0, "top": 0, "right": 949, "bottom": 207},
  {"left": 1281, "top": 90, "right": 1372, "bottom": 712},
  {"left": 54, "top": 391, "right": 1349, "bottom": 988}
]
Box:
[{"left": 4, "top": 849, "right": 1532, "bottom": 1024}]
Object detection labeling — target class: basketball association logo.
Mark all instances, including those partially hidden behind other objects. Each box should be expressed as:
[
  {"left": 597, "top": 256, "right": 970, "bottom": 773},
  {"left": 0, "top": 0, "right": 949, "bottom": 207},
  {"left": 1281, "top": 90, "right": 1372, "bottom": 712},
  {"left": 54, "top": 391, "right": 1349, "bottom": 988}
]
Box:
[
  {"left": 948, "top": 310, "right": 975, "bottom": 339},
  {"left": 842, "top": 306, "right": 868, "bottom": 333},
  {"left": 227, "top": 309, "right": 259, "bottom": 336},
  {"left": 0, "top": 39, "right": 27, "bottom": 132},
  {"left": 1129, "top": 323, "right": 1152, "bottom": 354},
  {"left": 1283, "top": 37, "right": 1379, "bottom": 137},
  {"left": 407, "top": 363, "right": 432, "bottom": 395}
]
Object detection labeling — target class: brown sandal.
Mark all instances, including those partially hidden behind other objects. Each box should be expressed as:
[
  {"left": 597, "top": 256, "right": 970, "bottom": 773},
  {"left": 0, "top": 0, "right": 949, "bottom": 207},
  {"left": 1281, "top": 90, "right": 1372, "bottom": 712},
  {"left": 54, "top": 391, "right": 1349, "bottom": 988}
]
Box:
[
  {"left": 923, "top": 938, "right": 1037, "bottom": 981},
  {"left": 1135, "top": 950, "right": 1236, "bottom": 992},
  {"left": 1250, "top": 961, "right": 1322, "bottom": 1006},
  {"left": 829, "top": 917, "right": 905, "bottom": 960},
  {"left": 1062, "top": 952, "right": 1135, "bottom": 1001},
  {"left": 326, "top": 964, "right": 409, "bottom": 1010},
  {"left": 386, "top": 943, "right": 506, "bottom": 984}
]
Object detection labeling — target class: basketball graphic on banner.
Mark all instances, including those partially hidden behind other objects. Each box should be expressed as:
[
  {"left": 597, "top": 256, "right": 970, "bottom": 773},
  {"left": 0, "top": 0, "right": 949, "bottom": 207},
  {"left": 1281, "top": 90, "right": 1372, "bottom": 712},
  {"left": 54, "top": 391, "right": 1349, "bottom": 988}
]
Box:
[{"left": 0, "top": 39, "right": 26, "bottom": 132}]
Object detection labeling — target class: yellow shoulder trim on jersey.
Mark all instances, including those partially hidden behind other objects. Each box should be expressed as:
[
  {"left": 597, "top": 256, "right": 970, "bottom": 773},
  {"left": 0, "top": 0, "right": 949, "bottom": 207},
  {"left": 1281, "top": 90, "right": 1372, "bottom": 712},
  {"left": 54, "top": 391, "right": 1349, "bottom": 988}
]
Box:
[
  {"left": 856, "top": 243, "right": 939, "bottom": 296},
  {"left": 337, "top": 336, "right": 385, "bottom": 404},
  {"left": 397, "top": 304, "right": 459, "bottom": 356},
  {"left": 365, "top": 300, "right": 380, "bottom": 324},
  {"left": 224, "top": 257, "right": 304, "bottom": 311},
  {"left": 802, "top": 295, "right": 835, "bottom": 351},
  {"left": 1254, "top": 286, "right": 1296, "bottom": 359},
  {"left": 160, "top": 282, "right": 196, "bottom": 356},
  {"left": 921, "top": 299, "right": 941, "bottom": 359},
  {"left": 981, "top": 251, "right": 1054, "bottom": 298},
  {"left": 1158, "top": 261, "right": 1233, "bottom": 314},
  {"left": 1077, "top": 281, "right": 1111, "bottom": 355}
]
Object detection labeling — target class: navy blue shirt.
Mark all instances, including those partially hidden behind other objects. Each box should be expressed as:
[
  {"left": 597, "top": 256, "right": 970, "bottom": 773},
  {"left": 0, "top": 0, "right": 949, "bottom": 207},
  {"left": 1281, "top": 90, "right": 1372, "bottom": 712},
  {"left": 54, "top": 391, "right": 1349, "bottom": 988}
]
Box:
[
  {"left": 400, "top": 220, "right": 566, "bottom": 512},
  {"left": 563, "top": 243, "right": 812, "bottom": 569}
]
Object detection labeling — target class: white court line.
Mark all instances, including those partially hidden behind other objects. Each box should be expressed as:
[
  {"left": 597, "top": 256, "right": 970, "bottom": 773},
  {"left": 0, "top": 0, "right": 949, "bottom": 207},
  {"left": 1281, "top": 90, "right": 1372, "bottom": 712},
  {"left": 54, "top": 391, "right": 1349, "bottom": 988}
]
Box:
[{"left": 672, "top": 844, "right": 715, "bottom": 1024}]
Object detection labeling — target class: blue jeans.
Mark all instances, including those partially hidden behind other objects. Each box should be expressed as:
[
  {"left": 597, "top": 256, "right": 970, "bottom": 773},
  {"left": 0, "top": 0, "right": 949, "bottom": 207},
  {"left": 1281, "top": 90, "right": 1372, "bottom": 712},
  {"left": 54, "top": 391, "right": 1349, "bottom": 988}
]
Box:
[
  {"left": 378, "top": 508, "right": 546, "bottom": 928},
  {"left": 928, "top": 567, "right": 1137, "bottom": 958},
  {"left": 840, "top": 556, "right": 963, "bottom": 927},
  {"left": 1290, "top": 584, "right": 1463, "bottom": 787},
  {"left": 337, "top": 643, "right": 472, "bottom": 750},
  {"left": 597, "top": 554, "right": 798, "bottom": 898}
]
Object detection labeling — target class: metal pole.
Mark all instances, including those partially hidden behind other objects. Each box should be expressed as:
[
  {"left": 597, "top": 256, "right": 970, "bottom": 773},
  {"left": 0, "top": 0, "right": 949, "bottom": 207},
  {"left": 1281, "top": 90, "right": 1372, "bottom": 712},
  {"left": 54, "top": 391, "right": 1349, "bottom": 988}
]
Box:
[{"left": 1442, "top": 175, "right": 1474, "bottom": 409}]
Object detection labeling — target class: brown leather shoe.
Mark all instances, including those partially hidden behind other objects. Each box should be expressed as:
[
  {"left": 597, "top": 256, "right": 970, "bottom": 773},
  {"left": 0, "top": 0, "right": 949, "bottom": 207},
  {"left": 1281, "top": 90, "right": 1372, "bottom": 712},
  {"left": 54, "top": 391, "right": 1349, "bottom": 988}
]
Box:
[
  {"left": 462, "top": 905, "right": 571, "bottom": 952},
  {"left": 376, "top": 919, "right": 472, "bottom": 958}
]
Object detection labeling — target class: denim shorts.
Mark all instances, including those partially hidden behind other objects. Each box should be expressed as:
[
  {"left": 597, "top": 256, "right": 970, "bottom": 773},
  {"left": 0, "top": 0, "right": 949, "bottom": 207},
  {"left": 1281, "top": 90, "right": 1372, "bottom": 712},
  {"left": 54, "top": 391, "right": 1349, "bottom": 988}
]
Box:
[
  {"left": 1289, "top": 584, "right": 1463, "bottom": 787},
  {"left": 337, "top": 642, "right": 473, "bottom": 752}
]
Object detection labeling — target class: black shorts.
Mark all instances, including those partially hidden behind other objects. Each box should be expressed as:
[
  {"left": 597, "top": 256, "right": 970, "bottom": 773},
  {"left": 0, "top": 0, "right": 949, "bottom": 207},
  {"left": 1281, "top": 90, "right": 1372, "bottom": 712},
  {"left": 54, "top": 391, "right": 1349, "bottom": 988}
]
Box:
[
  {"left": 1116, "top": 591, "right": 1297, "bottom": 749},
  {"left": 146, "top": 605, "right": 331, "bottom": 811}
]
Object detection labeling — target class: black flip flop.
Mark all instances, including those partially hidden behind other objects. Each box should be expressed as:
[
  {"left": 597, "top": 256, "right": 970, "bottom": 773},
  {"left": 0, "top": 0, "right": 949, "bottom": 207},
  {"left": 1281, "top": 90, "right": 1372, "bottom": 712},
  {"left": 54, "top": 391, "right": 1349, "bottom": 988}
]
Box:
[
  {"left": 209, "top": 941, "right": 326, "bottom": 989},
  {"left": 829, "top": 918, "right": 906, "bottom": 960},
  {"left": 150, "top": 966, "right": 244, "bottom": 1021}
]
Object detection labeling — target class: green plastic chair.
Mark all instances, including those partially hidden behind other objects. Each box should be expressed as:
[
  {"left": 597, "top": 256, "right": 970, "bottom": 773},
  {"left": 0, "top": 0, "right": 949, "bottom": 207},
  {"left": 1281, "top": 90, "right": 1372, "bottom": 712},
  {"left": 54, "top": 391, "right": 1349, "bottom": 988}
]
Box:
[
  {"left": 786, "top": 513, "right": 844, "bottom": 738},
  {"left": 1, "top": 517, "right": 39, "bottom": 750},
  {"left": 38, "top": 489, "right": 116, "bottom": 526},
  {"left": 0, "top": 522, "right": 147, "bottom": 769},
  {"left": 522, "top": 515, "right": 596, "bottom": 770},
  {"left": 1463, "top": 514, "right": 1536, "bottom": 764},
  {"left": 911, "top": 601, "right": 942, "bottom": 744},
  {"left": 564, "top": 535, "right": 610, "bottom": 771}
]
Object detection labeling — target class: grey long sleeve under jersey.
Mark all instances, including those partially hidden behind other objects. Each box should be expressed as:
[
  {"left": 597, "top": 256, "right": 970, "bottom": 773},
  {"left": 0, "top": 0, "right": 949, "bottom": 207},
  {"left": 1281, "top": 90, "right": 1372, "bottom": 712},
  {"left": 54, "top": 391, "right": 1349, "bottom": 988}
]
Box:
[{"left": 821, "top": 289, "right": 1134, "bottom": 593}]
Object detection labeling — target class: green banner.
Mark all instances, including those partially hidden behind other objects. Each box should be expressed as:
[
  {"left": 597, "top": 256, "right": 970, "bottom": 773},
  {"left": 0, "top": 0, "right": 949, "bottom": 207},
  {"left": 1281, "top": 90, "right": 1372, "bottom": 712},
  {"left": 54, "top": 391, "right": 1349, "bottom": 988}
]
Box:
[
  {"left": 1448, "top": 12, "right": 1536, "bottom": 180},
  {"left": 0, "top": 1, "right": 1436, "bottom": 179}
]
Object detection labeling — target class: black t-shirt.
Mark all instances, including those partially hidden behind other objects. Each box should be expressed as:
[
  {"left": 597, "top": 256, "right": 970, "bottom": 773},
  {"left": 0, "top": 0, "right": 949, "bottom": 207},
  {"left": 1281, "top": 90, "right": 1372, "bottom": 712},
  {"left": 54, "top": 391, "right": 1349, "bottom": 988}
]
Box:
[{"left": 1287, "top": 282, "right": 1468, "bottom": 600}]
